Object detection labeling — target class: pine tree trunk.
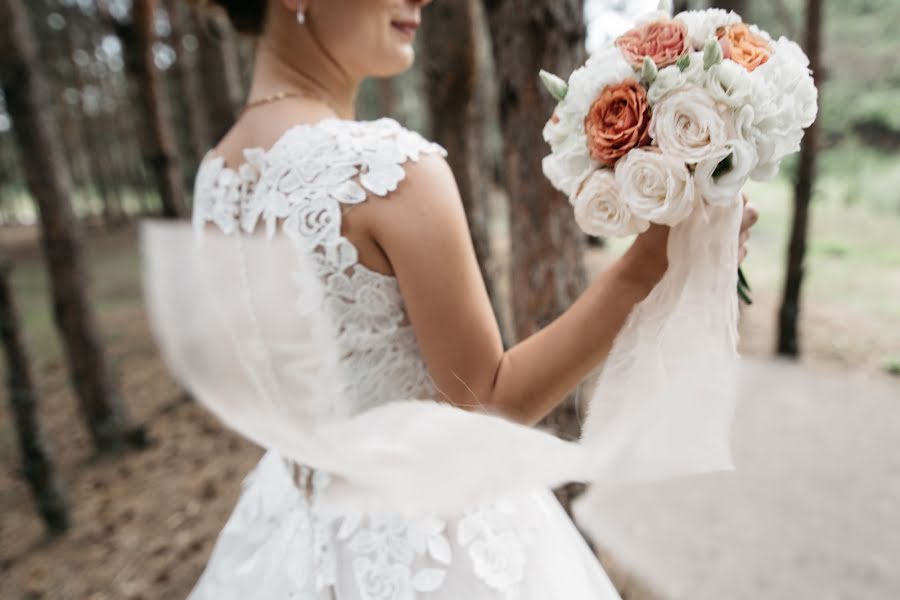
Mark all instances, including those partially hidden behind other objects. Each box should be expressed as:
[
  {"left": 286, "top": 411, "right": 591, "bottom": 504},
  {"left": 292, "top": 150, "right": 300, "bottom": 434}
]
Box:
[
  {"left": 194, "top": 8, "right": 242, "bottom": 145},
  {"left": 711, "top": 0, "right": 747, "bottom": 16},
  {"left": 484, "top": 0, "right": 589, "bottom": 514},
  {"left": 169, "top": 1, "right": 213, "bottom": 163},
  {"left": 63, "top": 7, "right": 123, "bottom": 227},
  {"left": 483, "top": 0, "right": 587, "bottom": 339},
  {"left": 777, "top": 0, "right": 822, "bottom": 357},
  {"left": 127, "top": 0, "right": 187, "bottom": 218},
  {"left": 0, "top": 256, "right": 70, "bottom": 535},
  {"left": 422, "top": 0, "right": 507, "bottom": 340},
  {"left": 0, "top": 0, "right": 145, "bottom": 453}
]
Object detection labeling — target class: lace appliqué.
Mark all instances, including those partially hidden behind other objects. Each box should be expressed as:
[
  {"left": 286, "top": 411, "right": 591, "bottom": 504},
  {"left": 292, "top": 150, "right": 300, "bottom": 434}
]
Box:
[
  {"left": 192, "top": 118, "right": 445, "bottom": 410},
  {"left": 338, "top": 510, "right": 451, "bottom": 600},
  {"left": 459, "top": 499, "right": 535, "bottom": 598}
]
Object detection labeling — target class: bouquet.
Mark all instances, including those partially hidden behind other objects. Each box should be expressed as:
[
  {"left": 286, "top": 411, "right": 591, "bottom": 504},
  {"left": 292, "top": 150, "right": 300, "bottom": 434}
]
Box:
[
  {"left": 538, "top": 3, "right": 817, "bottom": 481},
  {"left": 541, "top": 4, "right": 817, "bottom": 239}
]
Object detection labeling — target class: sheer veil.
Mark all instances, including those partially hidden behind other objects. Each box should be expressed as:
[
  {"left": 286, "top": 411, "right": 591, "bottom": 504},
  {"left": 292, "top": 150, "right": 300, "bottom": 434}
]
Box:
[{"left": 141, "top": 205, "right": 739, "bottom": 516}]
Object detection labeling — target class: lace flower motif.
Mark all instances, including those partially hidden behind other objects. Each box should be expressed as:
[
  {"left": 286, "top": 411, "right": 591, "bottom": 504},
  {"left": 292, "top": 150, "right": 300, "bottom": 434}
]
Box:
[{"left": 339, "top": 511, "right": 451, "bottom": 600}]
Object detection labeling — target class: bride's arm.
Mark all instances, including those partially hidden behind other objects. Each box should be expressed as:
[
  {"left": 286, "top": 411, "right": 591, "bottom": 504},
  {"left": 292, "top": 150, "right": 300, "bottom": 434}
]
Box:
[{"left": 370, "top": 154, "right": 736, "bottom": 425}]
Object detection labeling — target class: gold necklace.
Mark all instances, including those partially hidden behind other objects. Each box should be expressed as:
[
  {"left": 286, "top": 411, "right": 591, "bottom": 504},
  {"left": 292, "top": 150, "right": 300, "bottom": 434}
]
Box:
[{"left": 240, "top": 91, "right": 303, "bottom": 115}]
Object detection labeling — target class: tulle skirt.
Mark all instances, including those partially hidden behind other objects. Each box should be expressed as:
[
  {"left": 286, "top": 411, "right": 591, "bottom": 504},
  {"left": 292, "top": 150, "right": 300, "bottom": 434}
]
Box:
[{"left": 189, "top": 451, "right": 621, "bottom": 599}]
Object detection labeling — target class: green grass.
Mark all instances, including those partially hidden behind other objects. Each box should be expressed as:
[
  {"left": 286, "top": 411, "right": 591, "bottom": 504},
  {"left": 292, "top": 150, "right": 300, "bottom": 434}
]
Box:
[
  {"left": 600, "top": 157, "right": 900, "bottom": 345},
  {"left": 742, "top": 170, "right": 900, "bottom": 326}
]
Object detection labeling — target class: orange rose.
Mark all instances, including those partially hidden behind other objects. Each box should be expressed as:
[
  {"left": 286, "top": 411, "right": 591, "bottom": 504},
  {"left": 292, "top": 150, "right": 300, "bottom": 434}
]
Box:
[
  {"left": 616, "top": 19, "right": 688, "bottom": 69},
  {"left": 584, "top": 79, "right": 652, "bottom": 167},
  {"left": 718, "top": 24, "right": 771, "bottom": 71}
]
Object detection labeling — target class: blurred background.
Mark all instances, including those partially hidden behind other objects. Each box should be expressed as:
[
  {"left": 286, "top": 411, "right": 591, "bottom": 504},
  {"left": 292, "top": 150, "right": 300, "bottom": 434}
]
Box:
[{"left": 0, "top": 0, "right": 897, "bottom": 598}]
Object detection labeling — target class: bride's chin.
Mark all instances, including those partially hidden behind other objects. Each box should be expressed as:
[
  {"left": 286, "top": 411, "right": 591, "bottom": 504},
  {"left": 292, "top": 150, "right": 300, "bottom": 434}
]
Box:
[{"left": 372, "top": 50, "right": 415, "bottom": 78}]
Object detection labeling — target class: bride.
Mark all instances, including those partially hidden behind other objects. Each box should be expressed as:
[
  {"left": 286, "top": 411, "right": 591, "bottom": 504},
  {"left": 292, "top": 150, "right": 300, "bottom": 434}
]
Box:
[{"left": 184, "top": 0, "right": 757, "bottom": 598}]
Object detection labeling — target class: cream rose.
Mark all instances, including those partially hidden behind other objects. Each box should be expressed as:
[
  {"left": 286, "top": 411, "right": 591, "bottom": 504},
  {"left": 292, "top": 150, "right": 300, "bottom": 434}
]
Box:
[
  {"left": 694, "top": 139, "right": 757, "bottom": 206},
  {"left": 650, "top": 85, "right": 728, "bottom": 164},
  {"left": 615, "top": 148, "right": 696, "bottom": 226},
  {"left": 572, "top": 169, "right": 648, "bottom": 237}
]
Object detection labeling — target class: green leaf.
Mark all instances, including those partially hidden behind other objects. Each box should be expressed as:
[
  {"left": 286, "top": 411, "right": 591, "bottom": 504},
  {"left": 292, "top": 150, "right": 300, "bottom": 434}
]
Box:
[
  {"left": 539, "top": 70, "right": 568, "bottom": 102},
  {"left": 703, "top": 38, "right": 724, "bottom": 70},
  {"left": 676, "top": 53, "right": 691, "bottom": 72},
  {"left": 738, "top": 267, "right": 753, "bottom": 305},
  {"left": 641, "top": 56, "right": 659, "bottom": 84}
]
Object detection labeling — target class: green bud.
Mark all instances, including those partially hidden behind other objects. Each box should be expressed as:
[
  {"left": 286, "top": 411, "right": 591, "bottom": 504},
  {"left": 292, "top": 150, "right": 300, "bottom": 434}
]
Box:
[
  {"left": 657, "top": 0, "right": 673, "bottom": 15},
  {"left": 641, "top": 56, "right": 658, "bottom": 84},
  {"left": 703, "top": 38, "right": 724, "bottom": 70},
  {"left": 676, "top": 53, "right": 691, "bottom": 72},
  {"left": 539, "top": 70, "right": 568, "bottom": 102}
]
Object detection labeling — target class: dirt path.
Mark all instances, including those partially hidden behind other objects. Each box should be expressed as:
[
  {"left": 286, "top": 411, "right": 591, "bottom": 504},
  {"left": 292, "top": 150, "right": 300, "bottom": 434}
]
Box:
[{"left": 577, "top": 358, "right": 900, "bottom": 600}]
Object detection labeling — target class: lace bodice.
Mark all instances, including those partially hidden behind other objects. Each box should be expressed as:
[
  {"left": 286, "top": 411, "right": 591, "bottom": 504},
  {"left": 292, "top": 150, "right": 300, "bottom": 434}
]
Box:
[
  {"left": 189, "top": 118, "right": 543, "bottom": 600},
  {"left": 192, "top": 117, "right": 445, "bottom": 413}
]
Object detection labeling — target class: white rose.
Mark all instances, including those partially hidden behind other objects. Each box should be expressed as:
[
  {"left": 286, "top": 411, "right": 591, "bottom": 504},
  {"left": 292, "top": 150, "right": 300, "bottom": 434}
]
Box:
[
  {"left": 573, "top": 169, "right": 648, "bottom": 238},
  {"left": 650, "top": 85, "right": 728, "bottom": 164},
  {"left": 704, "top": 59, "right": 753, "bottom": 108},
  {"left": 647, "top": 65, "right": 686, "bottom": 105},
  {"left": 542, "top": 116, "right": 594, "bottom": 198},
  {"left": 615, "top": 148, "right": 696, "bottom": 226},
  {"left": 675, "top": 9, "right": 742, "bottom": 50},
  {"left": 695, "top": 138, "right": 758, "bottom": 206},
  {"left": 741, "top": 37, "right": 818, "bottom": 179}
]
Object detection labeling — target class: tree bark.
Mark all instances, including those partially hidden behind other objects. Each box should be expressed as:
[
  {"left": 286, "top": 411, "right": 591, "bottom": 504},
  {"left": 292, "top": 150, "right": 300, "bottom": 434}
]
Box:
[
  {"left": 777, "top": 0, "right": 822, "bottom": 357},
  {"left": 483, "top": 0, "right": 588, "bottom": 513},
  {"left": 711, "top": 0, "right": 748, "bottom": 16},
  {"left": 422, "top": 0, "right": 507, "bottom": 340},
  {"left": 166, "top": 0, "right": 212, "bottom": 165},
  {"left": 125, "top": 0, "right": 187, "bottom": 218},
  {"left": 0, "top": 256, "right": 70, "bottom": 535},
  {"left": 193, "top": 8, "right": 242, "bottom": 145},
  {"left": 0, "top": 0, "right": 145, "bottom": 453},
  {"left": 63, "top": 6, "right": 123, "bottom": 227},
  {"left": 483, "top": 0, "right": 587, "bottom": 340}
]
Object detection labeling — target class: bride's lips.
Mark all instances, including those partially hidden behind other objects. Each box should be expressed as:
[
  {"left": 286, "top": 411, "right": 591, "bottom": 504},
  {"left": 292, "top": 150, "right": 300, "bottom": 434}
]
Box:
[{"left": 391, "top": 19, "right": 419, "bottom": 41}]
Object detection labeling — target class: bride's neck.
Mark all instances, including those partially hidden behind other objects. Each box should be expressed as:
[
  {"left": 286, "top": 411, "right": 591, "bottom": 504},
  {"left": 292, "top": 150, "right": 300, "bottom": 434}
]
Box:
[{"left": 249, "top": 34, "right": 359, "bottom": 121}]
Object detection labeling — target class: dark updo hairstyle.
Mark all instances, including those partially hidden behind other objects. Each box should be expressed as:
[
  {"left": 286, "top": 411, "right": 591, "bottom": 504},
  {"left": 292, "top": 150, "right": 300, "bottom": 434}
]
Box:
[{"left": 195, "top": 0, "right": 268, "bottom": 36}]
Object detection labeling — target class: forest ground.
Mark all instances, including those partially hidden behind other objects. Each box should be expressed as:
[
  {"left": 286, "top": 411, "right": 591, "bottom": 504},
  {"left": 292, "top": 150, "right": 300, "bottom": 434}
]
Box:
[{"left": 0, "top": 178, "right": 898, "bottom": 598}]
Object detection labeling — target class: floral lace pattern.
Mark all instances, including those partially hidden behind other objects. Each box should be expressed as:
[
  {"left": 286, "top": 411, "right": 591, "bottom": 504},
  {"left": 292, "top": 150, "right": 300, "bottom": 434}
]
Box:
[
  {"left": 190, "top": 118, "right": 531, "bottom": 599},
  {"left": 192, "top": 118, "right": 444, "bottom": 410},
  {"left": 459, "top": 500, "right": 534, "bottom": 598}
]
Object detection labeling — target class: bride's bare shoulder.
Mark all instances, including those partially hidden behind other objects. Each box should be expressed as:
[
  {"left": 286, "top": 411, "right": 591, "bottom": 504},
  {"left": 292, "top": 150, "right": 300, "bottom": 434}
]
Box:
[{"left": 367, "top": 150, "right": 467, "bottom": 248}]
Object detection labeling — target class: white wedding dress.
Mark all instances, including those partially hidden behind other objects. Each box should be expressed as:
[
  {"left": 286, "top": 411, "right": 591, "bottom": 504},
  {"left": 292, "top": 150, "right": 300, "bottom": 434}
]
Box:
[{"left": 185, "top": 117, "right": 622, "bottom": 600}]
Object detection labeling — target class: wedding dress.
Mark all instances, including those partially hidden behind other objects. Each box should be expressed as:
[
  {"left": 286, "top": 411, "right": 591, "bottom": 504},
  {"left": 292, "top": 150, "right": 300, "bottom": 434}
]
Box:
[{"left": 183, "top": 117, "right": 623, "bottom": 600}]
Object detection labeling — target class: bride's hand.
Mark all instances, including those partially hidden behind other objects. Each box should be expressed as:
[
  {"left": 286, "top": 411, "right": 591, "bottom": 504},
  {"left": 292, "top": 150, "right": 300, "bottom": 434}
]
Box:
[
  {"left": 739, "top": 193, "right": 759, "bottom": 264},
  {"left": 618, "top": 192, "right": 759, "bottom": 293},
  {"left": 619, "top": 223, "right": 670, "bottom": 294}
]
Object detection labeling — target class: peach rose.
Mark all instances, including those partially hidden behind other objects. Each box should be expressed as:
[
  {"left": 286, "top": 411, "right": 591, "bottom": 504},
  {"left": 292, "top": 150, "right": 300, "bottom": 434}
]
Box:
[
  {"left": 584, "top": 79, "right": 652, "bottom": 167},
  {"left": 616, "top": 20, "right": 688, "bottom": 69},
  {"left": 718, "top": 24, "right": 771, "bottom": 71}
]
